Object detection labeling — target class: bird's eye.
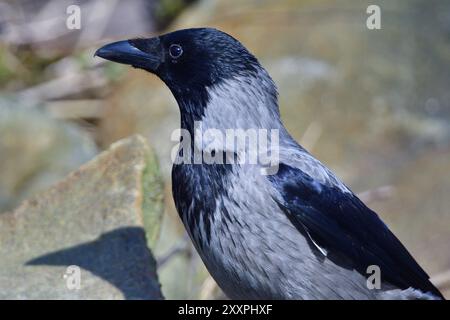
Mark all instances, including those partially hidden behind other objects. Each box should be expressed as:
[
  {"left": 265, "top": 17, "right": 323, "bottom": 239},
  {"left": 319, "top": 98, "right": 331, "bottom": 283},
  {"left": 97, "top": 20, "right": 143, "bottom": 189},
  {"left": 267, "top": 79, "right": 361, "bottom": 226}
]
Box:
[{"left": 169, "top": 44, "right": 183, "bottom": 59}]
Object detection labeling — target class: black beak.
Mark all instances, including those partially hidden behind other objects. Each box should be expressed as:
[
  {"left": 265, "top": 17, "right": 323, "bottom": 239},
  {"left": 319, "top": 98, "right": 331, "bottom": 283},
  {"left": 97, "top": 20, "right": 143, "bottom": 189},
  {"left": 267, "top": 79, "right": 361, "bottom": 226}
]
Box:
[{"left": 95, "top": 38, "right": 162, "bottom": 72}]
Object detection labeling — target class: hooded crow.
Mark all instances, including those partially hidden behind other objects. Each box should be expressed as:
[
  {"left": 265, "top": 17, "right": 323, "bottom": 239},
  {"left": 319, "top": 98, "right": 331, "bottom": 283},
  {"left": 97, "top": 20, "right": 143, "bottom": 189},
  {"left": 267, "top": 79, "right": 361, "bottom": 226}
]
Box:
[{"left": 96, "top": 28, "right": 444, "bottom": 300}]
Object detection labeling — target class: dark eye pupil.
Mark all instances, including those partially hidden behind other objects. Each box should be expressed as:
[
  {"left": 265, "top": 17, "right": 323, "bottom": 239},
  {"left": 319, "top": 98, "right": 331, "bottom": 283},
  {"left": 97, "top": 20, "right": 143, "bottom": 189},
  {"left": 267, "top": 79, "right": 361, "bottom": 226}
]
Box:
[{"left": 169, "top": 44, "right": 183, "bottom": 58}]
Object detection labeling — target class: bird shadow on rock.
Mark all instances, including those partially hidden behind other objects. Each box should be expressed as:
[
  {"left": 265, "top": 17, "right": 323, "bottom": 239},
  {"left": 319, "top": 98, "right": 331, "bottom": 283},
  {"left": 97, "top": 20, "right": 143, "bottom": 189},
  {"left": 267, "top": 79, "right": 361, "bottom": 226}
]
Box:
[{"left": 26, "top": 226, "right": 163, "bottom": 300}]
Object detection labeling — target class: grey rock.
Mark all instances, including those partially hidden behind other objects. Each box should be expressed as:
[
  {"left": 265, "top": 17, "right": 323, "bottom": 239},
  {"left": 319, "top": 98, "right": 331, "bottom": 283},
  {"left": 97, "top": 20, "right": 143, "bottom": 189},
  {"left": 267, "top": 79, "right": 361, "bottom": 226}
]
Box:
[{"left": 0, "top": 135, "right": 164, "bottom": 299}]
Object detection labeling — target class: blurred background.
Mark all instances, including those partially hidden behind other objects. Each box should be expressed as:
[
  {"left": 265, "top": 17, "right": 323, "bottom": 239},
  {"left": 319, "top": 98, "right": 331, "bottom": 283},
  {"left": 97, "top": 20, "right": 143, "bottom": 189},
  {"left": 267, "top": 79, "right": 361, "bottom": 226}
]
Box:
[{"left": 0, "top": 0, "right": 449, "bottom": 299}]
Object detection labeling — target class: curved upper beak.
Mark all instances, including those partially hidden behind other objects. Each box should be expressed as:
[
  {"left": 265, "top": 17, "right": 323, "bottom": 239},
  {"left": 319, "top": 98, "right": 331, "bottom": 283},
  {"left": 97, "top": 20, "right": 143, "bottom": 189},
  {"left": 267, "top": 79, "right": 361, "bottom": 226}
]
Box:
[{"left": 95, "top": 38, "right": 162, "bottom": 72}]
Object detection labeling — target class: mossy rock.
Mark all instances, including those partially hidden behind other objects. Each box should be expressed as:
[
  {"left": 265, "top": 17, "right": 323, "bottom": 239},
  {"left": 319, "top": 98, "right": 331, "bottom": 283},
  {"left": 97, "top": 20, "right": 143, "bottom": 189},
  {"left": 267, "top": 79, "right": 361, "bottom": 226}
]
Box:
[{"left": 0, "top": 135, "right": 164, "bottom": 299}]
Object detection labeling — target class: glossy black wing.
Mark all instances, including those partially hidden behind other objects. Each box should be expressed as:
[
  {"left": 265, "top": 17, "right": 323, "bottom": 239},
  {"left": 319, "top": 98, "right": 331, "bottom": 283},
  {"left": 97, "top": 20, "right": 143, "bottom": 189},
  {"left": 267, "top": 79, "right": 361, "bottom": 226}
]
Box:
[{"left": 269, "top": 163, "right": 443, "bottom": 298}]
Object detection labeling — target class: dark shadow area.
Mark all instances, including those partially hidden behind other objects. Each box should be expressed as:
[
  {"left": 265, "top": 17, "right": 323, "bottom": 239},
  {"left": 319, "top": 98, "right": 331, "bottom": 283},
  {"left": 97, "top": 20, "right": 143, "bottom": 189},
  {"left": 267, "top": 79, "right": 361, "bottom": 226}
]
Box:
[{"left": 26, "top": 226, "right": 163, "bottom": 300}]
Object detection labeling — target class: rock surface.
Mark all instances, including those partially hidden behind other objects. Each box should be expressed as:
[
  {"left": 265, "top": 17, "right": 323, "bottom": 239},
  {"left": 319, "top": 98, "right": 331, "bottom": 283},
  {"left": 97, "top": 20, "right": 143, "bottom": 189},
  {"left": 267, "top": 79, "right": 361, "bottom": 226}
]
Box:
[
  {"left": 0, "top": 102, "right": 97, "bottom": 212},
  {"left": 0, "top": 135, "right": 164, "bottom": 299}
]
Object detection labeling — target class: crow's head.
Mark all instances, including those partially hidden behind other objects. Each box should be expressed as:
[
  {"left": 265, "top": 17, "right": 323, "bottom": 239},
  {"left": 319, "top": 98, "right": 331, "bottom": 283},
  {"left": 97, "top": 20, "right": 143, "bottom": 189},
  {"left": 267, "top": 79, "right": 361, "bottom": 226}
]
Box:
[
  {"left": 96, "top": 28, "right": 278, "bottom": 128},
  {"left": 96, "top": 28, "right": 261, "bottom": 93}
]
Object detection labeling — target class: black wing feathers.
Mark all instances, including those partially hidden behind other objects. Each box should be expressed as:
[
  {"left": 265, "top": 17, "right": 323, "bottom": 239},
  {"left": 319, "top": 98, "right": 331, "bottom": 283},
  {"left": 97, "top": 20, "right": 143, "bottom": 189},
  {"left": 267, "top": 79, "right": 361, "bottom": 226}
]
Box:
[{"left": 269, "top": 163, "right": 443, "bottom": 298}]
